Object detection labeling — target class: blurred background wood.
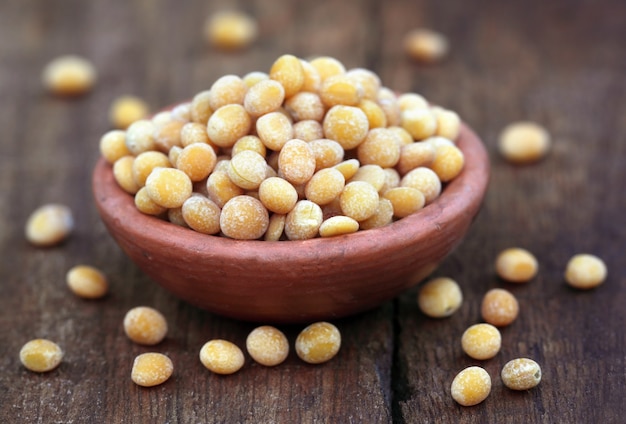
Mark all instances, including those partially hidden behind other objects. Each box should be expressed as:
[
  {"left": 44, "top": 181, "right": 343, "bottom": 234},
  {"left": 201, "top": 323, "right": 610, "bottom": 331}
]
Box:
[{"left": 0, "top": 0, "right": 624, "bottom": 422}]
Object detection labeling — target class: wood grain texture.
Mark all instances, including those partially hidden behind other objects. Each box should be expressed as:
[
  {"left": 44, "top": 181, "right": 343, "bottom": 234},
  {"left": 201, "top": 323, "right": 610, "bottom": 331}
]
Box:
[{"left": 0, "top": 0, "right": 624, "bottom": 423}]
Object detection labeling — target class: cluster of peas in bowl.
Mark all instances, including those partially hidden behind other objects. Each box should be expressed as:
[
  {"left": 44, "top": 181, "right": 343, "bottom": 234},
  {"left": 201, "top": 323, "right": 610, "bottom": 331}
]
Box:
[{"left": 99, "top": 54, "right": 465, "bottom": 241}]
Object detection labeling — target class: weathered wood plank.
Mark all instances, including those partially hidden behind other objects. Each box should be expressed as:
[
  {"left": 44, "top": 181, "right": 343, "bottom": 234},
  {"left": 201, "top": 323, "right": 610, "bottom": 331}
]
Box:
[{"left": 0, "top": 0, "right": 624, "bottom": 423}]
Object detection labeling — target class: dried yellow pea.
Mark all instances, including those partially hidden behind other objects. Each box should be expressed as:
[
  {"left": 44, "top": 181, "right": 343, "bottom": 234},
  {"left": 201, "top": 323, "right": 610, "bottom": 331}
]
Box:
[
  {"left": 295, "top": 322, "right": 341, "bottom": 364},
  {"left": 132, "top": 151, "right": 171, "bottom": 187},
  {"left": 397, "top": 93, "right": 428, "bottom": 111},
  {"left": 99, "top": 130, "right": 131, "bottom": 164},
  {"left": 401, "top": 167, "right": 441, "bottom": 204},
  {"left": 220, "top": 195, "right": 269, "bottom": 240},
  {"left": 264, "top": 214, "right": 286, "bottom": 241},
  {"left": 176, "top": 143, "right": 217, "bottom": 182},
  {"left": 299, "top": 59, "right": 322, "bottom": 92},
  {"left": 357, "top": 128, "right": 401, "bottom": 168},
  {"left": 145, "top": 167, "right": 193, "bottom": 208},
  {"left": 204, "top": 11, "right": 257, "bottom": 50},
  {"left": 340, "top": 181, "right": 379, "bottom": 221},
  {"left": 207, "top": 104, "right": 252, "bottom": 148},
  {"left": 481, "top": 288, "right": 519, "bottom": 327},
  {"left": 243, "top": 71, "right": 269, "bottom": 88},
  {"left": 255, "top": 111, "right": 294, "bottom": 151},
  {"left": 19, "top": 339, "right": 64, "bottom": 373},
  {"left": 346, "top": 68, "right": 381, "bottom": 100},
  {"left": 113, "top": 156, "right": 140, "bottom": 194},
  {"left": 333, "top": 159, "right": 361, "bottom": 180},
  {"left": 270, "top": 54, "right": 305, "bottom": 98},
  {"left": 25, "top": 204, "right": 74, "bottom": 247},
  {"left": 135, "top": 186, "right": 167, "bottom": 216},
  {"left": 190, "top": 90, "right": 213, "bottom": 124},
  {"left": 564, "top": 253, "right": 607, "bottom": 290},
  {"left": 42, "top": 55, "right": 96, "bottom": 96},
  {"left": 358, "top": 198, "right": 394, "bottom": 230},
  {"left": 404, "top": 29, "right": 449, "bottom": 63},
  {"left": 451, "top": 366, "right": 491, "bottom": 406},
  {"left": 319, "top": 215, "right": 359, "bottom": 237},
  {"left": 305, "top": 168, "right": 345, "bottom": 206},
  {"left": 285, "top": 200, "right": 323, "bottom": 240},
  {"left": 284, "top": 92, "right": 325, "bottom": 122},
  {"left": 182, "top": 195, "right": 221, "bottom": 235},
  {"left": 278, "top": 139, "right": 316, "bottom": 185},
  {"left": 66, "top": 265, "right": 108, "bottom": 299},
  {"left": 350, "top": 164, "right": 386, "bottom": 192},
  {"left": 429, "top": 144, "right": 464, "bottom": 182},
  {"left": 323, "top": 105, "right": 370, "bottom": 150},
  {"left": 461, "top": 323, "right": 501, "bottom": 360},
  {"left": 131, "top": 352, "right": 173, "bottom": 387},
  {"left": 433, "top": 107, "right": 461, "bottom": 141},
  {"left": 199, "top": 339, "right": 245, "bottom": 374},
  {"left": 208, "top": 75, "right": 247, "bottom": 111},
  {"left": 244, "top": 79, "right": 285, "bottom": 117},
  {"left": 309, "top": 56, "right": 346, "bottom": 81},
  {"left": 358, "top": 99, "right": 388, "bottom": 129},
  {"left": 319, "top": 74, "right": 363, "bottom": 107},
  {"left": 206, "top": 171, "right": 244, "bottom": 208},
  {"left": 401, "top": 107, "right": 437, "bottom": 141},
  {"left": 246, "top": 326, "right": 290, "bottom": 367},
  {"left": 498, "top": 121, "right": 551, "bottom": 164},
  {"left": 495, "top": 247, "right": 538, "bottom": 283},
  {"left": 109, "top": 95, "right": 149, "bottom": 129},
  {"left": 123, "top": 306, "right": 168, "bottom": 346},
  {"left": 417, "top": 277, "right": 463, "bottom": 318},
  {"left": 125, "top": 120, "right": 157, "bottom": 155},
  {"left": 501, "top": 358, "right": 542, "bottom": 390},
  {"left": 259, "top": 177, "right": 298, "bottom": 214},
  {"left": 383, "top": 186, "right": 425, "bottom": 218},
  {"left": 309, "top": 139, "right": 345, "bottom": 171}
]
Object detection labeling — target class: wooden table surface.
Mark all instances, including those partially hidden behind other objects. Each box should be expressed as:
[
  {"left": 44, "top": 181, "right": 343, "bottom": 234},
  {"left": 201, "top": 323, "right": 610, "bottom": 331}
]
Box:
[{"left": 1, "top": 0, "right": 624, "bottom": 422}]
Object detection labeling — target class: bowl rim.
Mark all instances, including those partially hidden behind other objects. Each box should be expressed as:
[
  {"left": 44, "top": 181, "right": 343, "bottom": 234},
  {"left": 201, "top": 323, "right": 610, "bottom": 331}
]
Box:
[{"left": 93, "top": 123, "right": 489, "bottom": 264}]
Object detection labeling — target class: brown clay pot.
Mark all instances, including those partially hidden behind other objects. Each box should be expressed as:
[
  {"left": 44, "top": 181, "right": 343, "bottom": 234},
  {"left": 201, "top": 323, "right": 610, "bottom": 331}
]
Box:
[{"left": 92, "top": 123, "right": 489, "bottom": 323}]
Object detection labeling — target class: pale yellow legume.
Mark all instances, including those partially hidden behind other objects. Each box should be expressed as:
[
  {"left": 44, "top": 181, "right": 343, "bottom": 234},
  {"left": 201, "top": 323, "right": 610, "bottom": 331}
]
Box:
[
  {"left": 66, "top": 265, "right": 108, "bottom": 299},
  {"left": 461, "top": 323, "right": 501, "bottom": 360},
  {"left": 42, "top": 55, "right": 96, "bottom": 96},
  {"left": 404, "top": 29, "right": 449, "bottom": 63},
  {"left": 246, "top": 326, "right": 290, "bottom": 367},
  {"left": 451, "top": 366, "right": 491, "bottom": 406},
  {"left": 204, "top": 11, "right": 258, "bottom": 50},
  {"left": 499, "top": 121, "right": 551, "bottom": 164},
  {"left": 25, "top": 204, "right": 74, "bottom": 247},
  {"left": 109, "top": 95, "right": 149, "bottom": 129},
  {"left": 131, "top": 352, "right": 173, "bottom": 387},
  {"left": 20, "top": 339, "right": 64, "bottom": 373},
  {"left": 199, "top": 339, "right": 245, "bottom": 374},
  {"left": 295, "top": 322, "right": 341, "bottom": 364},
  {"left": 564, "top": 253, "right": 607, "bottom": 290},
  {"left": 501, "top": 358, "right": 542, "bottom": 391},
  {"left": 417, "top": 277, "right": 463, "bottom": 318},
  {"left": 123, "top": 306, "right": 168, "bottom": 346},
  {"left": 495, "top": 247, "right": 538, "bottom": 283}
]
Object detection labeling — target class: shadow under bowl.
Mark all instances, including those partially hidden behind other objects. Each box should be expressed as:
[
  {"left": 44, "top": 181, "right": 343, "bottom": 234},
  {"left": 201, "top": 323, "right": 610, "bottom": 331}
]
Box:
[{"left": 93, "top": 123, "right": 489, "bottom": 323}]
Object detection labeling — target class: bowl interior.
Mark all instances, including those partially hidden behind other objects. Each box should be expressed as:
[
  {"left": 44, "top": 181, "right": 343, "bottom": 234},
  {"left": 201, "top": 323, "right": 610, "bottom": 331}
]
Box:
[{"left": 93, "top": 123, "right": 489, "bottom": 323}]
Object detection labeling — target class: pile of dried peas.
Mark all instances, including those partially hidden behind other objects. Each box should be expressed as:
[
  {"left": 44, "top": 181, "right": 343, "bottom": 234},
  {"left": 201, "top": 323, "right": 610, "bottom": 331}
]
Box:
[{"left": 100, "top": 54, "right": 466, "bottom": 241}]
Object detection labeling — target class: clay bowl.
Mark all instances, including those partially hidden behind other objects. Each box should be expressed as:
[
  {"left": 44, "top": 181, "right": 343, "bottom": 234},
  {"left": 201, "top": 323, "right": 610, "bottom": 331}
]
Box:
[{"left": 93, "top": 123, "right": 489, "bottom": 323}]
